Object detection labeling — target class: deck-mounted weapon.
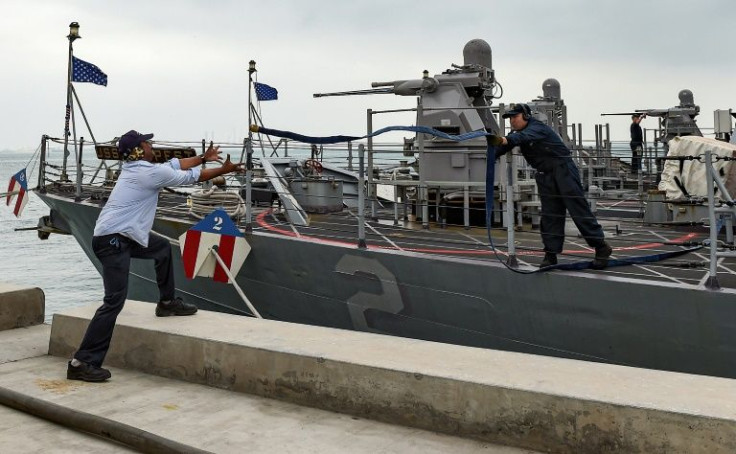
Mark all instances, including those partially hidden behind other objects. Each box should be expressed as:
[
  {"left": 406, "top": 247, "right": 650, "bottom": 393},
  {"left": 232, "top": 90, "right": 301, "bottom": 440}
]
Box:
[
  {"left": 602, "top": 89, "right": 703, "bottom": 149},
  {"left": 313, "top": 39, "right": 502, "bottom": 185}
]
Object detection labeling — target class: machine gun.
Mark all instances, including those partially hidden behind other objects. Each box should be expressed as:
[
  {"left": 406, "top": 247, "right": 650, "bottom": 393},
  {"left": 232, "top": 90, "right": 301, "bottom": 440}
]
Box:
[
  {"left": 601, "top": 89, "right": 702, "bottom": 148},
  {"left": 313, "top": 39, "right": 502, "bottom": 198},
  {"left": 312, "top": 39, "right": 501, "bottom": 137}
]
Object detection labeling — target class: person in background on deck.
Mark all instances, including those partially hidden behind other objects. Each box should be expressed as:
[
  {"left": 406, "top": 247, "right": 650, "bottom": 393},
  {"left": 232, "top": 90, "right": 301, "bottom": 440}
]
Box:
[
  {"left": 630, "top": 114, "right": 645, "bottom": 174},
  {"left": 67, "top": 130, "right": 244, "bottom": 382},
  {"left": 488, "top": 103, "right": 612, "bottom": 269}
]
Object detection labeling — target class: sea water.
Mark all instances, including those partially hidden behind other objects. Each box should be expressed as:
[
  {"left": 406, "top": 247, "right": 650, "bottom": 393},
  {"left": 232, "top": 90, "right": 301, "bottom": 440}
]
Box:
[{"left": 0, "top": 148, "right": 100, "bottom": 322}]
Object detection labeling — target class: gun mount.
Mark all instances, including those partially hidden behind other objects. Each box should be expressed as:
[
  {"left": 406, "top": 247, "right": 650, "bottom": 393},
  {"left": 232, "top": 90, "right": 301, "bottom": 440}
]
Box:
[
  {"left": 314, "top": 39, "right": 503, "bottom": 187},
  {"left": 602, "top": 89, "right": 702, "bottom": 149}
]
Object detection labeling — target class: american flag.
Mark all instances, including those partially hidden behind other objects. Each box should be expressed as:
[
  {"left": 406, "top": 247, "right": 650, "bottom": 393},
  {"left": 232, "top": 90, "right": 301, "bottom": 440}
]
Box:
[
  {"left": 254, "top": 82, "right": 278, "bottom": 101},
  {"left": 6, "top": 169, "right": 29, "bottom": 218},
  {"left": 72, "top": 56, "right": 108, "bottom": 86}
]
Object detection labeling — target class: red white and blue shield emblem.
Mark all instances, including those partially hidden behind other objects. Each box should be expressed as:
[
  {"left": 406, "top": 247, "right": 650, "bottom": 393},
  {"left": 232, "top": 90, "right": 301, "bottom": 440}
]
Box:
[{"left": 179, "top": 209, "right": 250, "bottom": 283}]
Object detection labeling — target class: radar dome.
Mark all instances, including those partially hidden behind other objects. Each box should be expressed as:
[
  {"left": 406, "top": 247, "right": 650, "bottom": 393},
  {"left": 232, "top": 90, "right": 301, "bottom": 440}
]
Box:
[
  {"left": 542, "top": 78, "right": 561, "bottom": 100},
  {"left": 463, "top": 39, "right": 492, "bottom": 69},
  {"left": 678, "top": 89, "right": 695, "bottom": 107}
]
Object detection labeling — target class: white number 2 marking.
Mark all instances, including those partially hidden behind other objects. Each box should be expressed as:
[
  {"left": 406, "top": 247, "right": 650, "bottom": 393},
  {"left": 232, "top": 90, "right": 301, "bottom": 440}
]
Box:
[{"left": 212, "top": 216, "right": 223, "bottom": 231}]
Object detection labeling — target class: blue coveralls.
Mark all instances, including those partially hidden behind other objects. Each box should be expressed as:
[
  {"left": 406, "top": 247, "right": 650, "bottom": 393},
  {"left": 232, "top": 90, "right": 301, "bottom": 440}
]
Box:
[{"left": 493, "top": 118, "right": 606, "bottom": 254}]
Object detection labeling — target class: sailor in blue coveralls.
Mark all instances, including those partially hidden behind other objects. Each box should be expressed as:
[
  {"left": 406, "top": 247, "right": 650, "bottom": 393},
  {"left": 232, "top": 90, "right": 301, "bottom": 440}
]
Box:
[{"left": 490, "top": 103, "right": 612, "bottom": 269}]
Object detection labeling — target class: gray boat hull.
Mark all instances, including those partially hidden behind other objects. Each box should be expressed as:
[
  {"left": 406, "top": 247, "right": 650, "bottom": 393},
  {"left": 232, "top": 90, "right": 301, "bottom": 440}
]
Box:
[{"left": 38, "top": 191, "right": 736, "bottom": 379}]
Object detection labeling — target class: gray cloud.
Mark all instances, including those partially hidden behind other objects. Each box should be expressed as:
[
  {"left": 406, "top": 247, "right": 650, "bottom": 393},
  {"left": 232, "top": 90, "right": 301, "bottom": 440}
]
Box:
[{"left": 2, "top": 0, "right": 734, "bottom": 150}]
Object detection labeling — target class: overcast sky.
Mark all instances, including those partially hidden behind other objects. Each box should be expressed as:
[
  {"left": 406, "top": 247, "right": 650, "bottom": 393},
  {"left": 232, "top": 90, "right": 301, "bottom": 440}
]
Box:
[{"left": 2, "top": 0, "right": 734, "bottom": 151}]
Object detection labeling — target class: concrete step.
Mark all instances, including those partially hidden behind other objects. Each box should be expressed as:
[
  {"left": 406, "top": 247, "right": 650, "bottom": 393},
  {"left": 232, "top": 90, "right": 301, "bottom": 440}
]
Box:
[
  {"left": 48, "top": 301, "right": 736, "bottom": 454},
  {"left": 0, "top": 283, "right": 44, "bottom": 331},
  {"left": 0, "top": 349, "right": 532, "bottom": 453}
]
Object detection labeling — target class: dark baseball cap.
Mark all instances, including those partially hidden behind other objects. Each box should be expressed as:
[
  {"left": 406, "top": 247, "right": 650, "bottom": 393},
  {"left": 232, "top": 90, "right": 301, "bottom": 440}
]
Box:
[
  {"left": 502, "top": 103, "right": 530, "bottom": 119},
  {"left": 118, "top": 130, "right": 154, "bottom": 159}
]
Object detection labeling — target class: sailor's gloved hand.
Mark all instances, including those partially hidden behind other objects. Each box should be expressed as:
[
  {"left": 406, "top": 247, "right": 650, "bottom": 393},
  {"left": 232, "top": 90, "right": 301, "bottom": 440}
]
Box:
[{"left": 486, "top": 134, "right": 504, "bottom": 147}]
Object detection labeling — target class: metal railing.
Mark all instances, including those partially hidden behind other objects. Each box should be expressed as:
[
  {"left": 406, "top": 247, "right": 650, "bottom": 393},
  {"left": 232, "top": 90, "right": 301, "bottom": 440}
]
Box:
[{"left": 704, "top": 149, "right": 736, "bottom": 289}]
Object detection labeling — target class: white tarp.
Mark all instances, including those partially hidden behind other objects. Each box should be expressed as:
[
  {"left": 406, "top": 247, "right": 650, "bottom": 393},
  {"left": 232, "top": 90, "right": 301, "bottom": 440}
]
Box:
[{"left": 658, "top": 136, "right": 736, "bottom": 200}]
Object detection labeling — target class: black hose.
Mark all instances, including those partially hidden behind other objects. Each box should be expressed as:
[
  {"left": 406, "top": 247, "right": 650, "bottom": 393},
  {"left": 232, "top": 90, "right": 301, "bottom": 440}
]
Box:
[{"left": 0, "top": 385, "right": 213, "bottom": 454}]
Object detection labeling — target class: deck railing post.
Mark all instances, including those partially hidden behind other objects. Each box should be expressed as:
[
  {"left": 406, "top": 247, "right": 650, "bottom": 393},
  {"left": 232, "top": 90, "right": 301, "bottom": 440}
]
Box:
[
  {"left": 393, "top": 180, "right": 399, "bottom": 226},
  {"left": 75, "top": 137, "right": 84, "bottom": 201},
  {"left": 463, "top": 185, "right": 470, "bottom": 230},
  {"left": 245, "top": 137, "right": 253, "bottom": 234},
  {"left": 705, "top": 150, "right": 721, "bottom": 290},
  {"left": 417, "top": 100, "right": 429, "bottom": 229},
  {"left": 358, "top": 144, "right": 367, "bottom": 248},
  {"left": 347, "top": 142, "right": 353, "bottom": 171},
  {"left": 38, "top": 136, "right": 48, "bottom": 191},
  {"left": 505, "top": 153, "right": 518, "bottom": 267},
  {"left": 367, "top": 109, "right": 377, "bottom": 221}
]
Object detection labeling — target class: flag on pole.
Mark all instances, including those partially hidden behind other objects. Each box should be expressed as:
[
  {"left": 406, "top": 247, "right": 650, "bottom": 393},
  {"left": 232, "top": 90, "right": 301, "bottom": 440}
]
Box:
[
  {"left": 179, "top": 209, "right": 251, "bottom": 283},
  {"left": 254, "top": 82, "right": 278, "bottom": 101},
  {"left": 72, "top": 56, "right": 108, "bottom": 86},
  {"left": 6, "top": 169, "right": 29, "bottom": 218}
]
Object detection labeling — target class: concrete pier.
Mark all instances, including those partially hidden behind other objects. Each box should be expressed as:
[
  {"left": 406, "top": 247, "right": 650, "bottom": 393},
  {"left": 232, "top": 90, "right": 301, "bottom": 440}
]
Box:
[
  {"left": 48, "top": 301, "right": 736, "bottom": 454},
  {"left": 1, "top": 283, "right": 736, "bottom": 453},
  {"left": 0, "top": 287, "right": 532, "bottom": 453}
]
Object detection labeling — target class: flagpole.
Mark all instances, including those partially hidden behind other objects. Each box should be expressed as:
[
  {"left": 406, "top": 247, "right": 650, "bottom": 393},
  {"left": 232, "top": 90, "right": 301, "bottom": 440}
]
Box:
[
  {"left": 245, "top": 60, "right": 256, "bottom": 234},
  {"left": 62, "top": 22, "right": 80, "bottom": 182},
  {"left": 71, "top": 85, "right": 98, "bottom": 145}
]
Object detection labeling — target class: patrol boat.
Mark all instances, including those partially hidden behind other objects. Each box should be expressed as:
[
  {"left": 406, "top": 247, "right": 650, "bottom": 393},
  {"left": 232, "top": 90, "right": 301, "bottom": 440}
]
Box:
[{"left": 32, "top": 36, "right": 736, "bottom": 380}]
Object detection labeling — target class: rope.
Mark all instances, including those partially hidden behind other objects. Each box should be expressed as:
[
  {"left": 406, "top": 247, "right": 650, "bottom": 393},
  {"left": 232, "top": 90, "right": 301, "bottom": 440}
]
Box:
[{"left": 188, "top": 187, "right": 246, "bottom": 220}]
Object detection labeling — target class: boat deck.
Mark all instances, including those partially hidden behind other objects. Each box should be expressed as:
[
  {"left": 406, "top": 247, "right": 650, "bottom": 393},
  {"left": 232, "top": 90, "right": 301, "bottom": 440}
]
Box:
[
  {"left": 47, "top": 182, "right": 736, "bottom": 292},
  {"left": 254, "top": 206, "right": 736, "bottom": 290}
]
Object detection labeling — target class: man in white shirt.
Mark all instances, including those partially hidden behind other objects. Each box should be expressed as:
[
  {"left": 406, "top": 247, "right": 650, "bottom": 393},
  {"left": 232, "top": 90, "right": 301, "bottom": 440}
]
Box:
[{"left": 68, "top": 130, "right": 244, "bottom": 382}]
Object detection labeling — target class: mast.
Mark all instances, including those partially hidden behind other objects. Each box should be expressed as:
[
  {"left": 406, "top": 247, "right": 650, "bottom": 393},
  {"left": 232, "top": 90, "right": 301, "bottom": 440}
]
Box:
[
  {"left": 62, "top": 22, "right": 80, "bottom": 182},
  {"left": 245, "top": 60, "right": 256, "bottom": 233}
]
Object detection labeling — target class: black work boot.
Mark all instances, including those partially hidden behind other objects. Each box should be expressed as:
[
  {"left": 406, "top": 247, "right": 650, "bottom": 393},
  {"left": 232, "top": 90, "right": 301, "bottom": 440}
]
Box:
[
  {"left": 156, "top": 297, "right": 198, "bottom": 317},
  {"left": 591, "top": 243, "right": 613, "bottom": 270},
  {"left": 67, "top": 361, "right": 111, "bottom": 382},
  {"left": 539, "top": 252, "right": 558, "bottom": 268}
]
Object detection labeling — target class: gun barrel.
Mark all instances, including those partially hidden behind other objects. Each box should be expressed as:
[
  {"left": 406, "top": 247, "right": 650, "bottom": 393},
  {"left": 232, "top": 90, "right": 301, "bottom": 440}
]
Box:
[
  {"left": 371, "top": 81, "right": 397, "bottom": 88},
  {"left": 313, "top": 88, "right": 394, "bottom": 98}
]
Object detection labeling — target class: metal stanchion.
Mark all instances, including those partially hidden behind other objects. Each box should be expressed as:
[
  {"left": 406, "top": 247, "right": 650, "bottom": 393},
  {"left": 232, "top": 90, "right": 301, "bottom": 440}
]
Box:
[{"left": 358, "top": 144, "right": 367, "bottom": 248}]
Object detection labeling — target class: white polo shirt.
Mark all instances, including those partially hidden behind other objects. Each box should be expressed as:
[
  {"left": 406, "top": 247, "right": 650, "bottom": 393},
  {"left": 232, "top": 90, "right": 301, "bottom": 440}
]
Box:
[{"left": 93, "top": 158, "right": 201, "bottom": 247}]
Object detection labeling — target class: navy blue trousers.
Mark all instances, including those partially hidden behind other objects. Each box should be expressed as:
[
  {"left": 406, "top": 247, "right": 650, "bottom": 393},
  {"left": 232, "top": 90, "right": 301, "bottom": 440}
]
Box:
[
  {"left": 74, "top": 232, "right": 175, "bottom": 367},
  {"left": 535, "top": 159, "right": 606, "bottom": 254},
  {"left": 630, "top": 141, "right": 643, "bottom": 174}
]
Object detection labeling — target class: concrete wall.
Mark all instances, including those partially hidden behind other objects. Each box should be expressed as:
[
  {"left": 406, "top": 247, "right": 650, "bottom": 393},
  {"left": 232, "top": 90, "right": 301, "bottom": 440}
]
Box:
[
  {"left": 49, "top": 301, "right": 736, "bottom": 454},
  {"left": 0, "top": 283, "right": 44, "bottom": 331}
]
